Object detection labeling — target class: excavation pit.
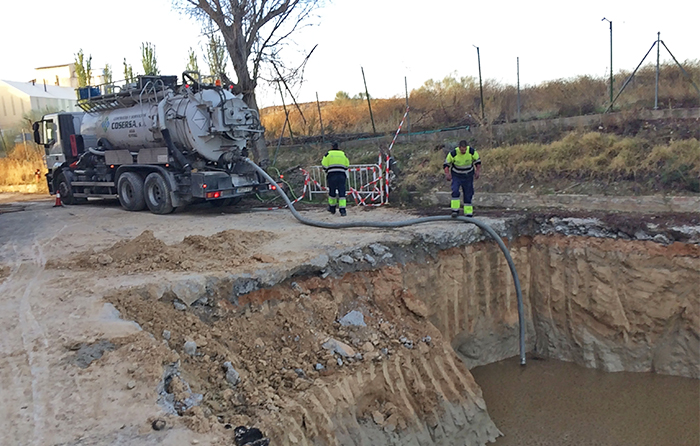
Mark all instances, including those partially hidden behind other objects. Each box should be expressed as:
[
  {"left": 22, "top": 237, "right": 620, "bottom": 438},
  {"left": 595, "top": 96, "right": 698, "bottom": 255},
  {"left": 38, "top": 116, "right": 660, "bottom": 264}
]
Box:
[{"left": 99, "top": 213, "right": 699, "bottom": 445}]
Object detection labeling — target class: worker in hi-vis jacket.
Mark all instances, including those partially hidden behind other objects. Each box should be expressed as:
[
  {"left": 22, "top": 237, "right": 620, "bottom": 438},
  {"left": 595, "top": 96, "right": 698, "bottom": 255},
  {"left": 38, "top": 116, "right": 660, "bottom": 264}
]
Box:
[
  {"left": 321, "top": 142, "right": 350, "bottom": 216},
  {"left": 444, "top": 140, "right": 481, "bottom": 217}
]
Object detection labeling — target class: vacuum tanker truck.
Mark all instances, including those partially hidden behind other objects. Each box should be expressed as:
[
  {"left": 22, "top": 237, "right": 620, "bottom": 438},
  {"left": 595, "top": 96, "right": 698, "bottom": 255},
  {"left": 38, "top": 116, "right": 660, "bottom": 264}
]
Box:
[{"left": 33, "top": 73, "right": 272, "bottom": 214}]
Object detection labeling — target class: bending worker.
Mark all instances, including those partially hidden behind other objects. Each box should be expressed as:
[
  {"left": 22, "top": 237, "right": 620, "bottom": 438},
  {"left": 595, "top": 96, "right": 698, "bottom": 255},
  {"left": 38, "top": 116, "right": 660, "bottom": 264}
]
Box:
[
  {"left": 444, "top": 139, "right": 481, "bottom": 217},
  {"left": 321, "top": 142, "right": 350, "bottom": 216}
]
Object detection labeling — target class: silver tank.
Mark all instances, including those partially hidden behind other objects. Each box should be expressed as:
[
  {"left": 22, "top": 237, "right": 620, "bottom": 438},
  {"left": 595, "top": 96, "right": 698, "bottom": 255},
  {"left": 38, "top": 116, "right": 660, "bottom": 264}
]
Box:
[{"left": 80, "top": 88, "right": 260, "bottom": 162}]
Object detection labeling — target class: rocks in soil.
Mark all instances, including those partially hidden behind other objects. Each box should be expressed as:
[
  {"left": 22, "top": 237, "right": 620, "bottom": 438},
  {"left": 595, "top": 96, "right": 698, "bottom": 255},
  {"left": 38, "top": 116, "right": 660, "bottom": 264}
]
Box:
[
  {"left": 322, "top": 338, "right": 356, "bottom": 358},
  {"left": 339, "top": 310, "right": 366, "bottom": 327},
  {"left": 151, "top": 419, "right": 166, "bottom": 431},
  {"left": 184, "top": 341, "right": 197, "bottom": 356},
  {"left": 369, "top": 243, "right": 389, "bottom": 256},
  {"left": 69, "top": 339, "right": 116, "bottom": 369},
  {"left": 400, "top": 290, "right": 429, "bottom": 318},
  {"left": 96, "top": 254, "right": 113, "bottom": 265},
  {"left": 224, "top": 362, "right": 240, "bottom": 386}
]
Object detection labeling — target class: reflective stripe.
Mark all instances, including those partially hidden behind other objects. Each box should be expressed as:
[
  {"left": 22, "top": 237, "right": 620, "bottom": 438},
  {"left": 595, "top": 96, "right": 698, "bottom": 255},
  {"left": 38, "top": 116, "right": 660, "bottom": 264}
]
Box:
[
  {"left": 339, "top": 197, "right": 347, "bottom": 208},
  {"left": 325, "top": 164, "right": 348, "bottom": 174},
  {"left": 450, "top": 199, "right": 460, "bottom": 210},
  {"left": 451, "top": 165, "right": 475, "bottom": 174}
]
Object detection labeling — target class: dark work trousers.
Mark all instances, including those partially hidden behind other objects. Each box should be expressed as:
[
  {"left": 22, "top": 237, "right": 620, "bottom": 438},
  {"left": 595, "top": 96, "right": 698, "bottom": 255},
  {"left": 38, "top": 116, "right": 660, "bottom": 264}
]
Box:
[
  {"left": 327, "top": 172, "right": 347, "bottom": 205},
  {"left": 451, "top": 172, "right": 474, "bottom": 204}
]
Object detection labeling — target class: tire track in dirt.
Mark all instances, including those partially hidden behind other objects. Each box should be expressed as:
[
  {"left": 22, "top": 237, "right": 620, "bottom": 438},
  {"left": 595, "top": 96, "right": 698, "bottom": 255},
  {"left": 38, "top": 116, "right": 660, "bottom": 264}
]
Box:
[{"left": 0, "top": 230, "right": 66, "bottom": 445}]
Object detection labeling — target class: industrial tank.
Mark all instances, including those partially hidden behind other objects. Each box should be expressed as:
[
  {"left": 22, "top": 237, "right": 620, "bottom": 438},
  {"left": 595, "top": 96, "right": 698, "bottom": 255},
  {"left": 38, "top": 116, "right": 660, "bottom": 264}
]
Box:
[{"left": 79, "top": 88, "right": 261, "bottom": 162}]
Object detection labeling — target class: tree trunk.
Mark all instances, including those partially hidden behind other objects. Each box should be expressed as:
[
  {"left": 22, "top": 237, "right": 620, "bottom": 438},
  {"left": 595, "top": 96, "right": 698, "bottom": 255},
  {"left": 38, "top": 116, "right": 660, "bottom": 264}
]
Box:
[
  {"left": 222, "top": 29, "right": 269, "bottom": 167},
  {"left": 243, "top": 90, "right": 270, "bottom": 167}
]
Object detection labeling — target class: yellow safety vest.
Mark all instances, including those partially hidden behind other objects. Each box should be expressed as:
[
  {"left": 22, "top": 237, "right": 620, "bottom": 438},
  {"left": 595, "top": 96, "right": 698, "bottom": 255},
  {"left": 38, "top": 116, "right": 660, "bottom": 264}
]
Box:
[
  {"left": 444, "top": 147, "right": 480, "bottom": 175},
  {"left": 322, "top": 150, "right": 350, "bottom": 174}
]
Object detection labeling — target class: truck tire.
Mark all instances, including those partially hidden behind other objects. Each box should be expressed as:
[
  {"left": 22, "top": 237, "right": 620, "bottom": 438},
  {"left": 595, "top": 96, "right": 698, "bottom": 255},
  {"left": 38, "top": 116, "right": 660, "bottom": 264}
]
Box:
[
  {"left": 144, "top": 172, "right": 175, "bottom": 214},
  {"left": 56, "top": 172, "right": 84, "bottom": 205},
  {"left": 117, "top": 172, "right": 146, "bottom": 211}
]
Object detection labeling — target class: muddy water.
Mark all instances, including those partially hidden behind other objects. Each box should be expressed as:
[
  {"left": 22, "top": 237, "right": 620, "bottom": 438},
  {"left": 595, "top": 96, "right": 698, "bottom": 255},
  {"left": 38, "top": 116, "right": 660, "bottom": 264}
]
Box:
[{"left": 471, "top": 356, "right": 699, "bottom": 446}]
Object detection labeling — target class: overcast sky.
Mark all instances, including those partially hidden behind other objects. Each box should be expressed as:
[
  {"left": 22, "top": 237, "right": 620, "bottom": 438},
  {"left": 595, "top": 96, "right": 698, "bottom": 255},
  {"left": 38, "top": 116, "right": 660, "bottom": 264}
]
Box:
[{"left": 2, "top": 0, "right": 698, "bottom": 107}]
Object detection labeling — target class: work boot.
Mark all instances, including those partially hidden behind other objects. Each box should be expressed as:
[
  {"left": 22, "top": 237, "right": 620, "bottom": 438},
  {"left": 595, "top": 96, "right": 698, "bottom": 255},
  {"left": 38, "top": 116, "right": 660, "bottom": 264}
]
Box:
[
  {"left": 327, "top": 205, "right": 336, "bottom": 214},
  {"left": 339, "top": 208, "right": 347, "bottom": 217},
  {"left": 451, "top": 210, "right": 459, "bottom": 218}
]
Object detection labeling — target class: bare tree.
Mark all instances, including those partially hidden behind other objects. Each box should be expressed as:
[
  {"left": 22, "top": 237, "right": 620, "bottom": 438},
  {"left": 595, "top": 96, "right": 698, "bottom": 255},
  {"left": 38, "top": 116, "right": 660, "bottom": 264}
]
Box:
[{"left": 177, "top": 0, "right": 323, "bottom": 165}]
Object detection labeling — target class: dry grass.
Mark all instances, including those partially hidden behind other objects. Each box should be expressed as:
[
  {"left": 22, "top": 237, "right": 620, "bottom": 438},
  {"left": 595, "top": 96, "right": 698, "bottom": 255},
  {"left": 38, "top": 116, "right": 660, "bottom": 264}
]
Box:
[
  {"left": 261, "top": 61, "right": 700, "bottom": 137},
  {"left": 0, "top": 144, "right": 49, "bottom": 192},
  {"left": 484, "top": 132, "right": 700, "bottom": 192},
  {"left": 272, "top": 131, "right": 700, "bottom": 201}
]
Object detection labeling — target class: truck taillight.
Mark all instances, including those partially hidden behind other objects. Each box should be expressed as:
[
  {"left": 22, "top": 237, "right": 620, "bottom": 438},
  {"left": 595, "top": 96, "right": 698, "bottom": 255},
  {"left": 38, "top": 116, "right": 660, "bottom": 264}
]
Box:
[{"left": 206, "top": 191, "right": 221, "bottom": 199}]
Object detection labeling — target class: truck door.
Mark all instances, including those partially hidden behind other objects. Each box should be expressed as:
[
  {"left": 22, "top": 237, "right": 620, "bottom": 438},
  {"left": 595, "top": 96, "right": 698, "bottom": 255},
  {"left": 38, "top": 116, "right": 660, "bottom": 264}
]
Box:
[
  {"left": 33, "top": 113, "right": 84, "bottom": 169},
  {"left": 33, "top": 117, "right": 64, "bottom": 168}
]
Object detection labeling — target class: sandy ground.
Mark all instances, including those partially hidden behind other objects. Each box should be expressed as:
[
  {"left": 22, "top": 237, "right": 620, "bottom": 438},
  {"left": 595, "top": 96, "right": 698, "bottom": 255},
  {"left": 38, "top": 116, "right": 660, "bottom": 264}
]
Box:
[{"left": 0, "top": 196, "right": 465, "bottom": 446}]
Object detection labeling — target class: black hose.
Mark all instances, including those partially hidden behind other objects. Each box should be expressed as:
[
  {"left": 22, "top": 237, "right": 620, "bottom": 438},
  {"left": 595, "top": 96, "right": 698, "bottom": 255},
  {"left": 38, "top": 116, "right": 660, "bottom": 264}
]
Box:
[
  {"left": 161, "top": 128, "right": 190, "bottom": 171},
  {"left": 245, "top": 159, "right": 526, "bottom": 365}
]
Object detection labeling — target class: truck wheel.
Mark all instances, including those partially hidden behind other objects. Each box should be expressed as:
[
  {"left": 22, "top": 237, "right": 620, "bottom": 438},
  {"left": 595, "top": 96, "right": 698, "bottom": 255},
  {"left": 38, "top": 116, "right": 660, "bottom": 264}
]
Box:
[
  {"left": 144, "top": 172, "right": 175, "bottom": 214},
  {"left": 117, "top": 172, "right": 146, "bottom": 211},
  {"left": 57, "top": 173, "right": 79, "bottom": 205}
]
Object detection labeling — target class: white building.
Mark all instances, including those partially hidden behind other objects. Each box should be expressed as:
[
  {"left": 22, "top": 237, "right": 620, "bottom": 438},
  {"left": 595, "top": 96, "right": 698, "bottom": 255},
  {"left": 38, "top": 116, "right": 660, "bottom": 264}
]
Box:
[
  {"left": 34, "top": 63, "right": 105, "bottom": 89},
  {"left": 0, "top": 79, "right": 80, "bottom": 130}
]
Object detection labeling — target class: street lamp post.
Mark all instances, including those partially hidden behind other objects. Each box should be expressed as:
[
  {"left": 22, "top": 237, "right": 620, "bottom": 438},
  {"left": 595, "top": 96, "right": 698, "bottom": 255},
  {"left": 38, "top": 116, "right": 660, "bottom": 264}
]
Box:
[{"left": 602, "top": 18, "right": 613, "bottom": 109}]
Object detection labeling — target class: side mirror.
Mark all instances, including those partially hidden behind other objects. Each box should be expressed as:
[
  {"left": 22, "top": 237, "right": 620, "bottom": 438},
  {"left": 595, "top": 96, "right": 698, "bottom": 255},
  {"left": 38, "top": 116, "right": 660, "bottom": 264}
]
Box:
[{"left": 33, "top": 121, "right": 45, "bottom": 145}]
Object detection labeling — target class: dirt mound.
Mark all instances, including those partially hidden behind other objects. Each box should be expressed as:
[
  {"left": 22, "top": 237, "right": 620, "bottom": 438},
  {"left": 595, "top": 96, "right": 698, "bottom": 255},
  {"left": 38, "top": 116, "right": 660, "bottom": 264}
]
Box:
[
  {"left": 48, "top": 229, "right": 277, "bottom": 273},
  {"left": 106, "top": 266, "right": 490, "bottom": 443},
  {"left": 0, "top": 265, "right": 9, "bottom": 284}
]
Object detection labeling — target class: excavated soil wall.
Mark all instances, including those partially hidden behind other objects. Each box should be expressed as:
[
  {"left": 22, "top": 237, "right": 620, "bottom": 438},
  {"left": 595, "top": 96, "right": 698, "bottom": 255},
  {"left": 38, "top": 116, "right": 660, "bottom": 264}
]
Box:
[
  {"left": 403, "top": 236, "right": 699, "bottom": 377},
  {"left": 106, "top": 227, "right": 699, "bottom": 446}
]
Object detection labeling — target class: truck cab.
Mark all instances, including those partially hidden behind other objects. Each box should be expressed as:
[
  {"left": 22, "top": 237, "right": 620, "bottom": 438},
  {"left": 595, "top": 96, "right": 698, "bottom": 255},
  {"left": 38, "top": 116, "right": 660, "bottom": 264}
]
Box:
[{"left": 33, "top": 112, "right": 85, "bottom": 175}]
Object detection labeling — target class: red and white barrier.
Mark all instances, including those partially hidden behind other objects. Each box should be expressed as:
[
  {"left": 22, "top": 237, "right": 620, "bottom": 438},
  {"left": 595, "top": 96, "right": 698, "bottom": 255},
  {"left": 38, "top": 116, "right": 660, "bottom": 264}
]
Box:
[{"left": 262, "top": 106, "right": 409, "bottom": 209}]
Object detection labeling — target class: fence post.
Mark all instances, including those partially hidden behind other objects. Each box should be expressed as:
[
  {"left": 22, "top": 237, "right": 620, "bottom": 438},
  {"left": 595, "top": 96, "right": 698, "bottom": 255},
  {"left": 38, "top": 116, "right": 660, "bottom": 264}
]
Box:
[
  {"left": 474, "top": 45, "right": 485, "bottom": 122},
  {"left": 405, "top": 76, "right": 411, "bottom": 141},
  {"left": 361, "top": 67, "right": 377, "bottom": 135},
  {"left": 316, "top": 92, "right": 325, "bottom": 144},
  {"left": 517, "top": 57, "right": 521, "bottom": 122},
  {"left": 654, "top": 32, "right": 660, "bottom": 110}
]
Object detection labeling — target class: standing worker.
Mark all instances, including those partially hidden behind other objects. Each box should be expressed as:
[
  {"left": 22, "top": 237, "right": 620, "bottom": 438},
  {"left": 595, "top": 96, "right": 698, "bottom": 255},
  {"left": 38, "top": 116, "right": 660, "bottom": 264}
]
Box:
[
  {"left": 444, "top": 140, "right": 481, "bottom": 217},
  {"left": 322, "top": 142, "right": 350, "bottom": 216}
]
